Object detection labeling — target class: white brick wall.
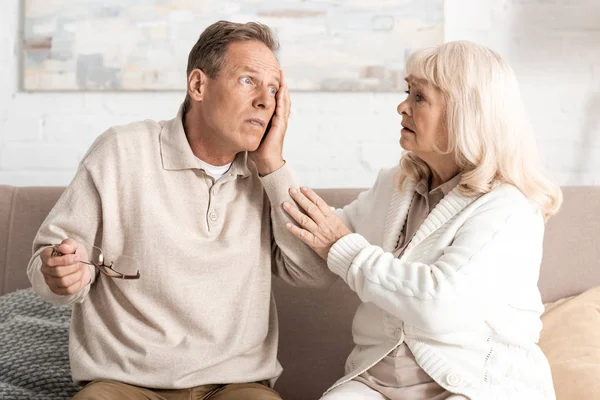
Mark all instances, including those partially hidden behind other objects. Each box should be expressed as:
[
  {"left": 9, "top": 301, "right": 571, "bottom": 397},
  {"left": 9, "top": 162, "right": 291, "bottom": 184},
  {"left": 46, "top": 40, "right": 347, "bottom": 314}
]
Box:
[{"left": 1, "top": 0, "right": 599, "bottom": 188}]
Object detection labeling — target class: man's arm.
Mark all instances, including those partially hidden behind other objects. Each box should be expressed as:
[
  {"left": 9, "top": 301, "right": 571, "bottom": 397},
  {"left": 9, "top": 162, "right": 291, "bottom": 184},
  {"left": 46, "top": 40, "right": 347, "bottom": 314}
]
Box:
[
  {"left": 250, "top": 70, "right": 336, "bottom": 287},
  {"left": 260, "top": 164, "right": 338, "bottom": 288},
  {"left": 28, "top": 163, "right": 101, "bottom": 305}
]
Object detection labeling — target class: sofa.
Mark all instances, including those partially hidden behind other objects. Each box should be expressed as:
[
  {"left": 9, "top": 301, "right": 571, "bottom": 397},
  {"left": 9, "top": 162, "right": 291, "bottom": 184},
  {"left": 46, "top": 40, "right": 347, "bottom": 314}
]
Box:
[{"left": 0, "top": 184, "right": 599, "bottom": 399}]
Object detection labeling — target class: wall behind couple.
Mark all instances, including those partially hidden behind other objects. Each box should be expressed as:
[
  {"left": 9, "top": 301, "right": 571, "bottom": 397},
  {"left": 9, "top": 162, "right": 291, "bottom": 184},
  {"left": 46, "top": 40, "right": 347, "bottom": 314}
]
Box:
[{"left": 0, "top": 0, "right": 599, "bottom": 188}]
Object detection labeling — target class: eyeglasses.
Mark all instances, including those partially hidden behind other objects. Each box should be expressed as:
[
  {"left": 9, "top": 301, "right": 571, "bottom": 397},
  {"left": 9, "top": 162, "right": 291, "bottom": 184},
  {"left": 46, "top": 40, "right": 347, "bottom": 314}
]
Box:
[{"left": 51, "top": 245, "right": 140, "bottom": 280}]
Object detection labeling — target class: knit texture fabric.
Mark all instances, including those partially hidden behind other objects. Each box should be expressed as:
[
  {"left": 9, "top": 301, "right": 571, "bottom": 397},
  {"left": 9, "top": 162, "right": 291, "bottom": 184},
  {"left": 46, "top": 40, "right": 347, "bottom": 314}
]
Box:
[{"left": 0, "top": 289, "right": 78, "bottom": 399}]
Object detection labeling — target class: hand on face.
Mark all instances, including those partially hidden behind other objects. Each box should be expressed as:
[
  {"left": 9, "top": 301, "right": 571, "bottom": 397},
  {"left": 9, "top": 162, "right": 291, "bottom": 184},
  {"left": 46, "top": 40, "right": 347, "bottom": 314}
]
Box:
[
  {"left": 282, "top": 186, "right": 352, "bottom": 260},
  {"left": 250, "top": 70, "right": 290, "bottom": 175}
]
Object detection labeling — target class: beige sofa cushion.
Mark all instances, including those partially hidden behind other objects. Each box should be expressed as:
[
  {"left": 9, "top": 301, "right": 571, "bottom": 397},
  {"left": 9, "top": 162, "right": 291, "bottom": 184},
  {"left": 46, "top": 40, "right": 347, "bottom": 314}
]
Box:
[{"left": 539, "top": 286, "right": 600, "bottom": 400}]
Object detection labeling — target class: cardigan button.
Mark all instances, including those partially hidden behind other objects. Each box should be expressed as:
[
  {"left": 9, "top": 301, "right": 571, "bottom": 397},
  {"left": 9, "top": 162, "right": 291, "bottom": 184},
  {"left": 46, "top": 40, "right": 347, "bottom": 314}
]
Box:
[{"left": 446, "top": 372, "right": 462, "bottom": 386}]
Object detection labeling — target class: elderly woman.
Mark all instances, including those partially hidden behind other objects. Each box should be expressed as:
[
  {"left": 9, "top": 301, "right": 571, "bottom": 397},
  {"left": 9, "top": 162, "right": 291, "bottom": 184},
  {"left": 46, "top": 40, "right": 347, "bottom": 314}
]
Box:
[{"left": 283, "top": 41, "right": 561, "bottom": 400}]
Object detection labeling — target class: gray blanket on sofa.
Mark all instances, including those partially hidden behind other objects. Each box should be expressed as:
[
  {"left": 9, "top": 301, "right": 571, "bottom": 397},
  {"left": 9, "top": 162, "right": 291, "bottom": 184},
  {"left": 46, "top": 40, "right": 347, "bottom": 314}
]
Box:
[{"left": 0, "top": 289, "right": 79, "bottom": 399}]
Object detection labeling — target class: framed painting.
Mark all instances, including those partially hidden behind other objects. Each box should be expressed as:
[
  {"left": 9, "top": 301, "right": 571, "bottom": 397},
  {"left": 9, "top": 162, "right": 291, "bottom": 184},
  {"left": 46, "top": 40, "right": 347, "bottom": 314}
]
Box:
[{"left": 22, "top": 0, "right": 443, "bottom": 91}]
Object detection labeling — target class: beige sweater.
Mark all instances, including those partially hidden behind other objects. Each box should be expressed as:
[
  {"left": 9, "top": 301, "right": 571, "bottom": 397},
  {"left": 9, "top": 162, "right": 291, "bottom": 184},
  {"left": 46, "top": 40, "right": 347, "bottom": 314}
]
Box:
[{"left": 27, "top": 107, "right": 335, "bottom": 389}]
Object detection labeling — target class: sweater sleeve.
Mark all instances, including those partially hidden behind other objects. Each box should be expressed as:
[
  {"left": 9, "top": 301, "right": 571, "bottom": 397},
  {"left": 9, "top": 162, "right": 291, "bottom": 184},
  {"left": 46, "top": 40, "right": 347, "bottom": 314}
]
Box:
[
  {"left": 327, "top": 196, "right": 545, "bottom": 332},
  {"left": 27, "top": 163, "right": 101, "bottom": 305},
  {"left": 260, "top": 163, "right": 338, "bottom": 288}
]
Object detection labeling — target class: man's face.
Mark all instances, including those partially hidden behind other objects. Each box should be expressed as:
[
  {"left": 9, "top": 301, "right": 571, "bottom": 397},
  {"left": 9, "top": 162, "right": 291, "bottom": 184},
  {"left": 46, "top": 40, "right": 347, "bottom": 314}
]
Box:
[{"left": 199, "top": 41, "right": 281, "bottom": 154}]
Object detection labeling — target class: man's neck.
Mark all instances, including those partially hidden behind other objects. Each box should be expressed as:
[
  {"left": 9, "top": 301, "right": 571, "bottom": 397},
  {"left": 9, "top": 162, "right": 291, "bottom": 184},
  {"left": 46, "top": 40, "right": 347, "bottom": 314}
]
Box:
[{"left": 183, "top": 109, "right": 237, "bottom": 166}]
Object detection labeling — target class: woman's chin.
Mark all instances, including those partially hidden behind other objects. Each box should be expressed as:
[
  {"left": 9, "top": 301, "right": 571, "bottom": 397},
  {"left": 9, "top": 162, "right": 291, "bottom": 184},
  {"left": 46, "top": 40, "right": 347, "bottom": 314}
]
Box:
[{"left": 399, "top": 136, "right": 414, "bottom": 151}]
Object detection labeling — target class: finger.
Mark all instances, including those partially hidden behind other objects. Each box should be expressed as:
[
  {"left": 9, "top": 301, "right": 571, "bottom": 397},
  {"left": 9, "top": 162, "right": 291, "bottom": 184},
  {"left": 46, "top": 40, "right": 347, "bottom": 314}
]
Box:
[
  {"left": 285, "top": 222, "right": 317, "bottom": 248},
  {"left": 57, "top": 238, "right": 80, "bottom": 255},
  {"left": 275, "top": 71, "right": 290, "bottom": 120},
  {"left": 282, "top": 201, "right": 319, "bottom": 233},
  {"left": 41, "top": 262, "right": 82, "bottom": 278},
  {"left": 300, "top": 186, "right": 333, "bottom": 216},
  {"left": 45, "top": 269, "right": 84, "bottom": 289},
  {"left": 45, "top": 252, "right": 80, "bottom": 268},
  {"left": 280, "top": 70, "right": 290, "bottom": 116},
  {"left": 50, "top": 279, "right": 85, "bottom": 296},
  {"left": 40, "top": 247, "right": 55, "bottom": 265},
  {"left": 289, "top": 188, "right": 325, "bottom": 223}
]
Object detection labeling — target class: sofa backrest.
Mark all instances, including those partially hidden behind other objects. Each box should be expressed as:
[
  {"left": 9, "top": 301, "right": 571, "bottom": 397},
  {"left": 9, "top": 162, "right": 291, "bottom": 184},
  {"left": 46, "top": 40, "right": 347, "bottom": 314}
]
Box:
[
  {"left": 4, "top": 185, "right": 596, "bottom": 302},
  {"left": 1, "top": 185, "right": 599, "bottom": 399},
  {"left": 0, "top": 186, "right": 65, "bottom": 295}
]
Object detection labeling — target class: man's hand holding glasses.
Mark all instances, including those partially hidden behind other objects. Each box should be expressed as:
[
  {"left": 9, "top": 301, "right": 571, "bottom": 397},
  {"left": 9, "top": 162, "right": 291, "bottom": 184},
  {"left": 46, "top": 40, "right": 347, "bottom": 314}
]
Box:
[{"left": 40, "top": 238, "right": 140, "bottom": 296}]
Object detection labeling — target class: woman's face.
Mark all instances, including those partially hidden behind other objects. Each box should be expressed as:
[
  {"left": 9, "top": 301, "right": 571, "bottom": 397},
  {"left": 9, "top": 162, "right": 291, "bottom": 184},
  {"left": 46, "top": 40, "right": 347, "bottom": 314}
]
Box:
[{"left": 397, "top": 77, "right": 448, "bottom": 160}]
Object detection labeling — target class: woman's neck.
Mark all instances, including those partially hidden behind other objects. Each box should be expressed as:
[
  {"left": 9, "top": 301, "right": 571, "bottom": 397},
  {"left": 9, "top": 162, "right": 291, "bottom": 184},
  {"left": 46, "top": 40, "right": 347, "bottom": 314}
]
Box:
[{"left": 426, "top": 154, "right": 460, "bottom": 190}]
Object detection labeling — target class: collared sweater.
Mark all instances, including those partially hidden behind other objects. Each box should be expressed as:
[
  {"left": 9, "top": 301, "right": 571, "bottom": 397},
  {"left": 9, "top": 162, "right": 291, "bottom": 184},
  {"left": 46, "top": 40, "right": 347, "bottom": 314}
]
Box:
[{"left": 27, "top": 107, "right": 335, "bottom": 389}]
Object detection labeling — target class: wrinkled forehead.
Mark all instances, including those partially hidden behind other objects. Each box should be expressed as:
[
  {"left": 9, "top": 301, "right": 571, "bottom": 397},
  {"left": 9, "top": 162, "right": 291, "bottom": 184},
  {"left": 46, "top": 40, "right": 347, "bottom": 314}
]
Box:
[{"left": 225, "top": 41, "right": 280, "bottom": 70}]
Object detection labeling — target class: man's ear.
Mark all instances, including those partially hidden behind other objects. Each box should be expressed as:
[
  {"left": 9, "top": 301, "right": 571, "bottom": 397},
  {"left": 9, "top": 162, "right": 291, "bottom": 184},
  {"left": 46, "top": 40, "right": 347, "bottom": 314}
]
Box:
[{"left": 187, "top": 68, "right": 207, "bottom": 102}]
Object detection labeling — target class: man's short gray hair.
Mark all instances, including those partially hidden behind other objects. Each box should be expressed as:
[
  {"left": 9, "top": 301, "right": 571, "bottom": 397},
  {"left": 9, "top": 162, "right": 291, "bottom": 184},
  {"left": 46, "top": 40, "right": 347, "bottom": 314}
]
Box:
[{"left": 183, "top": 20, "right": 279, "bottom": 113}]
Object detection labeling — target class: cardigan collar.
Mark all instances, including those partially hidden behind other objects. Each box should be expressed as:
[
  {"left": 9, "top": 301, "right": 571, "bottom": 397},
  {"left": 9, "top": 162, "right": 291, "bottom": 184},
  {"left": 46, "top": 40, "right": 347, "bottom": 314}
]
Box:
[{"left": 382, "top": 176, "right": 478, "bottom": 253}]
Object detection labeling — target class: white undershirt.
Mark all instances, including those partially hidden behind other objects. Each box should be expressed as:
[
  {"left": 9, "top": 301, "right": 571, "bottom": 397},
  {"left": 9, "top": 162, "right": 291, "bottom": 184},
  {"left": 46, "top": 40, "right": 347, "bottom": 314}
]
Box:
[{"left": 196, "top": 157, "right": 232, "bottom": 181}]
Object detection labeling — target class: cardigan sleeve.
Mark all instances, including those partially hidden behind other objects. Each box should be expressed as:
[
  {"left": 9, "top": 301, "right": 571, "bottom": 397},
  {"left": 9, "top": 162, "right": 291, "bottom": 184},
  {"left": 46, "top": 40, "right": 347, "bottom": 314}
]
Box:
[{"left": 327, "top": 193, "right": 545, "bottom": 332}]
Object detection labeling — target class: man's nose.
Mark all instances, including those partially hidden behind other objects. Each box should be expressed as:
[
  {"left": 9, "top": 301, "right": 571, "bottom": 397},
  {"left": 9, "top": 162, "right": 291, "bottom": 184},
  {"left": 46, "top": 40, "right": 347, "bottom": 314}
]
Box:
[{"left": 254, "top": 87, "right": 274, "bottom": 110}]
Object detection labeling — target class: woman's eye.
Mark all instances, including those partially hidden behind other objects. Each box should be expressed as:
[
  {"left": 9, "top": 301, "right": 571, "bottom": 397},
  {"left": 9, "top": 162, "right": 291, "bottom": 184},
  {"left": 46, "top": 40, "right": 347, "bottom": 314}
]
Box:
[
  {"left": 269, "top": 87, "right": 278, "bottom": 95},
  {"left": 415, "top": 94, "right": 423, "bottom": 102},
  {"left": 241, "top": 77, "right": 252, "bottom": 84}
]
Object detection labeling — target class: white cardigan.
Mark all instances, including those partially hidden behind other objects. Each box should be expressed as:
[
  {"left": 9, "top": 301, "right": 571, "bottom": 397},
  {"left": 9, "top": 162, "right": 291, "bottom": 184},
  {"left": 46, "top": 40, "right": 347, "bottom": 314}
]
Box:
[{"left": 325, "top": 167, "right": 555, "bottom": 400}]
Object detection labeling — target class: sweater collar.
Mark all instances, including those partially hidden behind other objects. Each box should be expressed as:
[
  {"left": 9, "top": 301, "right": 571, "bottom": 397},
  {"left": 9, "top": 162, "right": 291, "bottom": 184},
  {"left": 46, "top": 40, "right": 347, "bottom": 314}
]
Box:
[
  {"left": 159, "top": 104, "right": 251, "bottom": 178},
  {"left": 382, "top": 173, "right": 477, "bottom": 253},
  {"left": 404, "top": 184, "right": 476, "bottom": 254}
]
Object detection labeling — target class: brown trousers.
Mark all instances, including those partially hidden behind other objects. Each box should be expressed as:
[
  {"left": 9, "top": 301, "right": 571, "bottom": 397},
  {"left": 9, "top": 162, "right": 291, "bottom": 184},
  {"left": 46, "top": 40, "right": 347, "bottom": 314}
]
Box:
[{"left": 72, "top": 380, "right": 283, "bottom": 400}]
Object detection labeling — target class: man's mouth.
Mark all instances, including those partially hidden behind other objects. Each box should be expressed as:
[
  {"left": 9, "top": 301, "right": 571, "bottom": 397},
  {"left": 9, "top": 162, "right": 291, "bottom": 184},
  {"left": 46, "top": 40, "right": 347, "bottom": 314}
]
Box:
[{"left": 247, "top": 118, "right": 265, "bottom": 128}]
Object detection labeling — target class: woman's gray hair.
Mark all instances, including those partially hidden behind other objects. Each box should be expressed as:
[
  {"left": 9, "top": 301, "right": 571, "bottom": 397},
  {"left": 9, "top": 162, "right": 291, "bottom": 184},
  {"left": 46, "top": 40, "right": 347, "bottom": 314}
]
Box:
[{"left": 398, "top": 41, "right": 562, "bottom": 220}]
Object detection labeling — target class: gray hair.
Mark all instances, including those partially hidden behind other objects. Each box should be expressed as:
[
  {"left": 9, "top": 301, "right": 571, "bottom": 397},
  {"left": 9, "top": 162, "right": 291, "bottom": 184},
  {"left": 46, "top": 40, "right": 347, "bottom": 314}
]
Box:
[{"left": 183, "top": 20, "right": 279, "bottom": 113}]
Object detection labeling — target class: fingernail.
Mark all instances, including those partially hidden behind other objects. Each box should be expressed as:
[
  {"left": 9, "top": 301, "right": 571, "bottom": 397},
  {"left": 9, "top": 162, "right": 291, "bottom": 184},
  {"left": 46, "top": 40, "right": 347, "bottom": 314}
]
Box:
[
  {"left": 73, "top": 255, "right": 79, "bottom": 262},
  {"left": 286, "top": 222, "right": 292, "bottom": 229},
  {"left": 290, "top": 188, "right": 297, "bottom": 194},
  {"left": 301, "top": 186, "right": 308, "bottom": 191}
]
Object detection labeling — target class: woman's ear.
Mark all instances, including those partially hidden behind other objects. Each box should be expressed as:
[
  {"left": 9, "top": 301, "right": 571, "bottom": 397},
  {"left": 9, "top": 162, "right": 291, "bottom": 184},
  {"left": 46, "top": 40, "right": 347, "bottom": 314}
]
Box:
[{"left": 187, "top": 68, "right": 206, "bottom": 102}]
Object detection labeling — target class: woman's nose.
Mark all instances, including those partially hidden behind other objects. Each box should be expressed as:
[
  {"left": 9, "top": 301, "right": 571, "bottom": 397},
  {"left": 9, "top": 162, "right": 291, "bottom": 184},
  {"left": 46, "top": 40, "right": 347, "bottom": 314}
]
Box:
[{"left": 397, "top": 100, "right": 408, "bottom": 115}]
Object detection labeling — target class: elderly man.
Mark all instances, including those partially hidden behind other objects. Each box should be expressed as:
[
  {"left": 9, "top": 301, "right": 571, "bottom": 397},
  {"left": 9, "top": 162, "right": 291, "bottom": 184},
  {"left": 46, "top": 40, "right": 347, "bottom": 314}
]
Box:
[{"left": 27, "top": 20, "right": 334, "bottom": 400}]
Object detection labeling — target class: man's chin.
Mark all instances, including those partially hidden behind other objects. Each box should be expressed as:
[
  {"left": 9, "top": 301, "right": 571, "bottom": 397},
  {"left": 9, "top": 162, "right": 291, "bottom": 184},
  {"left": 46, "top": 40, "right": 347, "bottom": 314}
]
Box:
[
  {"left": 249, "top": 136, "right": 265, "bottom": 151},
  {"left": 241, "top": 140, "right": 262, "bottom": 153}
]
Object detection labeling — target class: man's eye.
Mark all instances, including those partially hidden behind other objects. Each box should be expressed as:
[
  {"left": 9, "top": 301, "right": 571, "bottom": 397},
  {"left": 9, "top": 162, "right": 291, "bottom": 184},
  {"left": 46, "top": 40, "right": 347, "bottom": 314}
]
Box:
[
  {"left": 269, "top": 87, "right": 278, "bottom": 95},
  {"left": 241, "top": 77, "right": 252, "bottom": 84}
]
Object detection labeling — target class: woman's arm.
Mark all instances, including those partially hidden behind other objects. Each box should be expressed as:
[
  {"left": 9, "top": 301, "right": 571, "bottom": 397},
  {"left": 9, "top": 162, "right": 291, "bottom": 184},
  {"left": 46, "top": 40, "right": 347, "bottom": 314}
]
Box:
[{"left": 286, "top": 186, "right": 545, "bottom": 332}]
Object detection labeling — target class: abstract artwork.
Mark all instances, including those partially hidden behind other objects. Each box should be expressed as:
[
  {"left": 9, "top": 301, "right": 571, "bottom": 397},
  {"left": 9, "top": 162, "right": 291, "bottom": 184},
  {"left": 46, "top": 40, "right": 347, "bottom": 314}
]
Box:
[{"left": 22, "top": 0, "right": 443, "bottom": 91}]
